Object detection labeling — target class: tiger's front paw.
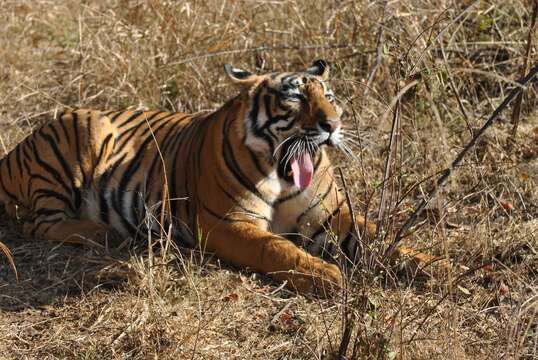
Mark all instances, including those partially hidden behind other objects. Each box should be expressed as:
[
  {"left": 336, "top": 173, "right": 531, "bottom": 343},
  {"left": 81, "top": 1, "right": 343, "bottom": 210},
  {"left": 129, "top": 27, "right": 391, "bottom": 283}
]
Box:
[
  {"left": 395, "top": 246, "right": 451, "bottom": 277},
  {"left": 285, "top": 261, "right": 343, "bottom": 297},
  {"left": 312, "top": 262, "right": 344, "bottom": 297}
]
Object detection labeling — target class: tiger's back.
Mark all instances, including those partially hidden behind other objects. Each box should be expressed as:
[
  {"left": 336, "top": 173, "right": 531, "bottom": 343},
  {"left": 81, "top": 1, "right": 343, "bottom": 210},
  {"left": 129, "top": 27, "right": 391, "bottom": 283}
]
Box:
[{"left": 0, "top": 108, "right": 209, "bottom": 243}]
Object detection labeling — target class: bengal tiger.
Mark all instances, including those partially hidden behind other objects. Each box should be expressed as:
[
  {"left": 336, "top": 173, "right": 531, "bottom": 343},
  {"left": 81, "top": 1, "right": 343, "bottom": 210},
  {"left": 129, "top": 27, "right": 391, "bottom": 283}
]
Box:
[{"left": 0, "top": 60, "right": 435, "bottom": 295}]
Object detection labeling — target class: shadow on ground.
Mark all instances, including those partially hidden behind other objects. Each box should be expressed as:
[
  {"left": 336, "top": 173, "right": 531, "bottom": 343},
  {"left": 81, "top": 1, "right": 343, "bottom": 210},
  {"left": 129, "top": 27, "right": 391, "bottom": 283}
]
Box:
[{"left": 0, "top": 211, "right": 131, "bottom": 312}]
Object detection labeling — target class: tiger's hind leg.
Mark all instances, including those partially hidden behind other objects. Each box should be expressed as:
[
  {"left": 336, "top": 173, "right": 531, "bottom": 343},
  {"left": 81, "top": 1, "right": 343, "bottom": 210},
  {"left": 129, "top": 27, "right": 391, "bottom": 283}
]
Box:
[
  {"left": 20, "top": 110, "right": 123, "bottom": 247},
  {"left": 24, "top": 215, "right": 122, "bottom": 247},
  {"left": 23, "top": 189, "right": 120, "bottom": 246}
]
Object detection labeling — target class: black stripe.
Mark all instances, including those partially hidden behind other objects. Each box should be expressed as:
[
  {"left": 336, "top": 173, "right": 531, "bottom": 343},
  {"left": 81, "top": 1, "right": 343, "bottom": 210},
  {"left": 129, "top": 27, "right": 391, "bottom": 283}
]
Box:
[
  {"left": 38, "top": 131, "right": 81, "bottom": 210},
  {"left": 177, "top": 123, "right": 204, "bottom": 221},
  {"left": 258, "top": 95, "right": 280, "bottom": 143},
  {"left": 115, "top": 112, "right": 174, "bottom": 154},
  {"left": 145, "top": 118, "right": 185, "bottom": 193},
  {"left": 34, "top": 208, "right": 66, "bottom": 217},
  {"left": 114, "top": 120, "right": 171, "bottom": 233},
  {"left": 72, "top": 112, "right": 87, "bottom": 187},
  {"left": 247, "top": 148, "right": 268, "bottom": 177},
  {"left": 260, "top": 95, "right": 292, "bottom": 132},
  {"left": 310, "top": 200, "right": 346, "bottom": 239},
  {"left": 275, "top": 117, "right": 296, "bottom": 132},
  {"left": 117, "top": 119, "right": 171, "bottom": 194},
  {"left": 222, "top": 112, "right": 272, "bottom": 206},
  {"left": 138, "top": 112, "right": 178, "bottom": 138},
  {"left": 22, "top": 144, "right": 33, "bottom": 165},
  {"left": 85, "top": 113, "right": 93, "bottom": 188},
  {"left": 58, "top": 115, "right": 71, "bottom": 145},
  {"left": 130, "top": 183, "right": 141, "bottom": 227},
  {"left": 248, "top": 87, "right": 276, "bottom": 154},
  {"left": 280, "top": 74, "right": 296, "bottom": 84},
  {"left": 29, "top": 141, "right": 73, "bottom": 206},
  {"left": 0, "top": 174, "right": 19, "bottom": 202},
  {"left": 107, "top": 110, "right": 126, "bottom": 122},
  {"left": 31, "top": 217, "right": 62, "bottom": 237},
  {"left": 117, "top": 110, "right": 144, "bottom": 127},
  {"left": 6, "top": 150, "right": 13, "bottom": 179},
  {"left": 28, "top": 173, "right": 58, "bottom": 203},
  {"left": 98, "top": 154, "right": 127, "bottom": 224},
  {"left": 94, "top": 134, "right": 114, "bottom": 167},
  {"left": 102, "top": 110, "right": 117, "bottom": 117},
  {"left": 216, "top": 178, "right": 270, "bottom": 223},
  {"left": 49, "top": 123, "right": 61, "bottom": 143},
  {"left": 194, "top": 120, "right": 208, "bottom": 179},
  {"left": 31, "top": 189, "right": 73, "bottom": 210},
  {"left": 15, "top": 145, "right": 25, "bottom": 196},
  {"left": 274, "top": 190, "right": 302, "bottom": 205},
  {"left": 86, "top": 112, "right": 93, "bottom": 175},
  {"left": 29, "top": 173, "right": 56, "bottom": 186},
  {"left": 170, "top": 119, "right": 204, "bottom": 218},
  {"left": 297, "top": 183, "right": 334, "bottom": 223},
  {"left": 202, "top": 203, "right": 232, "bottom": 223},
  {"left": 15, "top": 144, "right": 24, "bottom": 177},
  {"left": 110, "top": 188, "right": 138, "bottom": 234}
]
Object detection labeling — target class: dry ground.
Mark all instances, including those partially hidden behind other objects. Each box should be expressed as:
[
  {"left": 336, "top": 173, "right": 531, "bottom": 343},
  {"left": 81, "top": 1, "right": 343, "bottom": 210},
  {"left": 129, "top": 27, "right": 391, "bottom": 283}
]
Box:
[{"left": 0, "top": 0, "right": 537, "bottom": 359}]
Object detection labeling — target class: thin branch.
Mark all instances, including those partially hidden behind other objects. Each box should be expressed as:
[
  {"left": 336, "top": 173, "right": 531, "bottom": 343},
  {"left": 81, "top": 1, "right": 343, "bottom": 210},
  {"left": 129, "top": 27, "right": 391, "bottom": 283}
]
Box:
[
  {"left": 511, "top": 0, "right": 538, "bottom": 135},
  {"left": 363, "top": 1, "right": 388, "bottom": 99},
  {"left": 376, "top": 81, "right": 400, "bottom": 243},
  {"left": 385, "top": 62, "right": 538, "bottom": 259}
]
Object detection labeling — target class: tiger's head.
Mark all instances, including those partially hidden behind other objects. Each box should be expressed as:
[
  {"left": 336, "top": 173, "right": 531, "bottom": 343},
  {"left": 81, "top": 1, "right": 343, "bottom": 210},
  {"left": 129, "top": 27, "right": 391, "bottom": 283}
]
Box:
[{"left": 224, "top": 60, "right": 345, "bottom": 190}]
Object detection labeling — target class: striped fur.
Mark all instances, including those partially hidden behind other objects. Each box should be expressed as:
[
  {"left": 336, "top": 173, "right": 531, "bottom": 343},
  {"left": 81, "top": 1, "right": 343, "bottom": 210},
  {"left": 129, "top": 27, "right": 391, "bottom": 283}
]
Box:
[{"left": 0, "top": 60, "right": 433, "bottom": 295}]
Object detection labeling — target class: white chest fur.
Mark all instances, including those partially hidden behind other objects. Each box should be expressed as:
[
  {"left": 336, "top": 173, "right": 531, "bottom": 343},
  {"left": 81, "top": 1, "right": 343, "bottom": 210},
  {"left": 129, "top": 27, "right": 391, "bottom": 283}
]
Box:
[{"left": 271, "top": 179, "right": 321, "bottom": 235}]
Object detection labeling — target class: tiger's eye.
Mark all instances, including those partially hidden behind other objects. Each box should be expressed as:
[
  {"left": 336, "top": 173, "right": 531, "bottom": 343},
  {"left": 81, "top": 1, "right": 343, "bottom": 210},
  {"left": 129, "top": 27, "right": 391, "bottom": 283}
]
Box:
[{"left": 281, "top": 84, "right": 294, "bottom": 92}]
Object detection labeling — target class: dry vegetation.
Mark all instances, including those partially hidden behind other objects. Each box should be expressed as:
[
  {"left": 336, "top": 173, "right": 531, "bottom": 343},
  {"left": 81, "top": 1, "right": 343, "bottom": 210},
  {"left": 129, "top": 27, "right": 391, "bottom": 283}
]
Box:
[{"left": 0, "top": 0, "right": 537, "bottom": 359}]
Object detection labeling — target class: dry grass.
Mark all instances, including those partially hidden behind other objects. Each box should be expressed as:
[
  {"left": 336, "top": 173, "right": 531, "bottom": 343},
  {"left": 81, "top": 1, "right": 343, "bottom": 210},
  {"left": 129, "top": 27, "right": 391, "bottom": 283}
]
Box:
[{"left": 0, "top": 0, "right": 537, "bottom": 359}]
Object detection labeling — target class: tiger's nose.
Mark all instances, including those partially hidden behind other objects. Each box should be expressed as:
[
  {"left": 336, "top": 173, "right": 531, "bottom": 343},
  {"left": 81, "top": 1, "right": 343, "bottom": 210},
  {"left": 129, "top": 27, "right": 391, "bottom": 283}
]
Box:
[{"left": 319, "top": 118, "right": 340, "bottom": 133}]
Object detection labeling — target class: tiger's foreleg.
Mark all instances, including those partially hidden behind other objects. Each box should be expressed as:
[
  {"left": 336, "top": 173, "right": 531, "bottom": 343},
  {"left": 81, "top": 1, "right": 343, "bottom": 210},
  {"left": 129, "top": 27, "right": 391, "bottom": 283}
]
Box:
[
  {"left": 304, "top": 198, "right": 375, "bottom": 264},
  {"left": 204, "top": 221, "right": 343, "bottom": 296},
  {"left": 317, "top": 201, "right": 447, "bottom": 273}
]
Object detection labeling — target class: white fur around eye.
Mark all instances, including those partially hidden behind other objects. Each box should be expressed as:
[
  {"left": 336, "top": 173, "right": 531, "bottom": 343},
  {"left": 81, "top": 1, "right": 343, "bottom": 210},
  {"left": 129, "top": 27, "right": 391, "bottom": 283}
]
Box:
[
  {"left": 280, "top": 84, "right": 303, "bottom": 103},
  {"left": 284, "top": 87, "right": 301, "bottom": 95},
  {"left": 290, "top": 78, "right": 302, "bottom": 87}
]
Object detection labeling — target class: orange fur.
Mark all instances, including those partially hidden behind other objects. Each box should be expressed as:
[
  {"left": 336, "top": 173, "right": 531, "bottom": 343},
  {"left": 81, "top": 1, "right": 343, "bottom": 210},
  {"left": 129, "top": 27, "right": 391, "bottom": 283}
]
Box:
[{"left": 0, "top": 61, "right": 438, "bottom": 295}]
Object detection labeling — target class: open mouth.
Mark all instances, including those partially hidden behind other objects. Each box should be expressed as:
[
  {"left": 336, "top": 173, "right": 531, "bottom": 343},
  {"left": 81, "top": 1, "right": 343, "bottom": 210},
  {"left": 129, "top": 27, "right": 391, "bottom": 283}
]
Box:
[{"left": 278, "top": 135, "right": 327, "bottom": 190}]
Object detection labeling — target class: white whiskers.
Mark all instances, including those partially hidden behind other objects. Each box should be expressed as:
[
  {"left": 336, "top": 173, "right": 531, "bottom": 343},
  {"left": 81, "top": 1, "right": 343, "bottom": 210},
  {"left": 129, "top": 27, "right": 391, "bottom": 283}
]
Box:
[{"left": 273, "top": 134, "right": 296, "bottom": 159}]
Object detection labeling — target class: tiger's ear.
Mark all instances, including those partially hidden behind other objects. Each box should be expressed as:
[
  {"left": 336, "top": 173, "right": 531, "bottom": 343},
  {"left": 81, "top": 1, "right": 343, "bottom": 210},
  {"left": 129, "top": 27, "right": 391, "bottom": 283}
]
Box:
[
  {"left": 306, "top": 59, "right": 329, "bottom": 80},
  {"left": 223, "top": 64, "right": 259, "bottom": 87}
]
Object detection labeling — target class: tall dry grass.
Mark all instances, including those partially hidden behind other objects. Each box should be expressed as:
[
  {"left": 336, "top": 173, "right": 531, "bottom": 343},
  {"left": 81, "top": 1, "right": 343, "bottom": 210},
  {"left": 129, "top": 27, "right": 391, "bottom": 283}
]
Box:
[{"left": 0, "top": 0, "right": 537, "bottom": 359}]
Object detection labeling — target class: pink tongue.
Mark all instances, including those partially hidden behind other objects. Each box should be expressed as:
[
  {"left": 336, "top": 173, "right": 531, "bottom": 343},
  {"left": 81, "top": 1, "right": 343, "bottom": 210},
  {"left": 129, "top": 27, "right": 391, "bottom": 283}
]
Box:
[{"left": 291, "top": 153, "right": 313, "bottom": 190}]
